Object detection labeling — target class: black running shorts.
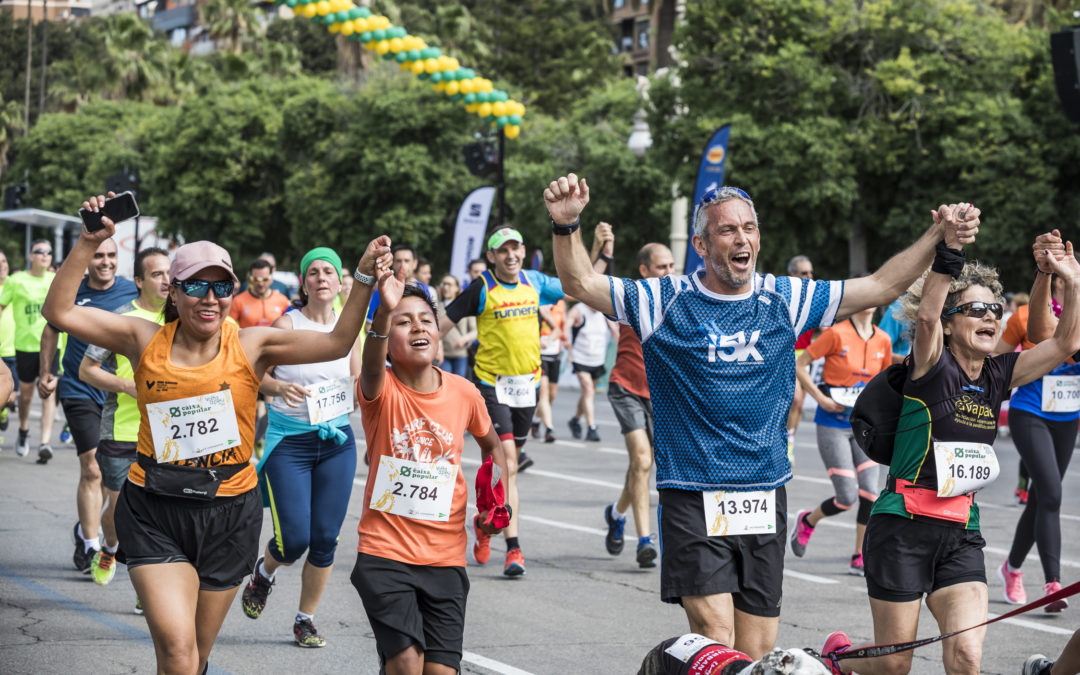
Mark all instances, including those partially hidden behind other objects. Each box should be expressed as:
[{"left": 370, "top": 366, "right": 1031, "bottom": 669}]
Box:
[
  {"left": 607, "top": 382, "right": 653, "bottom": 440},
  {"left": 478, "top": 382, "right": 535, "bottom": 448},
  {"left": 15, "top": 350, "right": 58, "bottom": 385},
  {"left": 350, "top": 552, "right": 469, "bottom": 671},
  {"left": 60, "top": 397, "right": 103, "bottom": 455},
  {"left": 658, "top": 486, "right": 787, "bottom": 617},
  {"left": 571, "top": 362, "right": 606, "bottom": 380},
  {"left": 863, "top": 513, "right": 986, "bottom": 602},
  {"left": 540, "top": 354, "right": 562, "bottom": 381},
  {"left": 115, "top": 481, "right": 262, "bottom": 590}
]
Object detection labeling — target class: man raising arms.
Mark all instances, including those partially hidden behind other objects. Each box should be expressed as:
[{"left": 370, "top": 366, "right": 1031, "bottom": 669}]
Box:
[{"left": 545, "top": 173, "right": 976, "bottom": 658}]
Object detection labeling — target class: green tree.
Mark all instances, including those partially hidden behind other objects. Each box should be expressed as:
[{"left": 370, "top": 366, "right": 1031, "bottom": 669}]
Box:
[
  {"left": 0, "top": 94, "right": 25, "bottom": 183},
  {"left": 202, "top": 0, "right": 260, "bottom": 55}
]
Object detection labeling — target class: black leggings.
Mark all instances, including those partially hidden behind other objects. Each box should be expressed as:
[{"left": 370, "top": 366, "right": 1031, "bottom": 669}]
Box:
[{"left": 1007, "top": 409, "right": 1077, "bottom": 582}]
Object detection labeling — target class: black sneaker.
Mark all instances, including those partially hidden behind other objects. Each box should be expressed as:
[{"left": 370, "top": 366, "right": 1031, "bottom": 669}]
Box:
[
  {"left": 568, "top": 416, "right": 583, "bottom": 440},
  {"left": 603, "top": 504, "right": 626, "bottom": 555},
  {"left": 294, "top": 617, "right": 326, "bottom": 648},
  {"left": 37, "top": 444, "right": 53, "bottom": 465},
  {"left": 72, "top": 523, "right": 95, "bottom": 573},
  {"left": 16, "top": 428, "right": 29, "bottom": 457},
  {"left": 242, "top": 557, "right": 274, "bottom": 619},
  {"left": 517, "top": 451, "right": 534, "bottom": 472},
  {"left": 544, "top": 429, "right": 556, "bottom": 443},
  {"left": 530, "top": 421, "right": 541, "bottom": 440},
  {"left": 585, "top": 426, "right": 601, "bottom": 442}
]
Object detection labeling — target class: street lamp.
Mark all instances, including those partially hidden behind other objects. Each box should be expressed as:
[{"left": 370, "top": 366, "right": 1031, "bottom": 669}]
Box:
[
  {"left": 626, "top": 109, "right": 689, "bottom": 274},
  {"left": 627, "top": 109, "right": 652, "bottom": 158}
]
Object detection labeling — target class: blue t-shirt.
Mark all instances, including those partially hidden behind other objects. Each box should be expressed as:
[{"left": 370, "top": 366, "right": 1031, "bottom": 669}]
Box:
[
  {"left": 57, "top": 277, "right": 138, "bottom": 402},
  {"left": 878, "top": 299, "right": 910, "bottom": 357},
  {"left": 367, "top": 281, "right": 437, "bottom": 321},
  {"left": 1010, "top": 360, "right": 1080, "bottom": 421},
  {"left": 812, "top": 382, "right": 865, "bottom": 430},
  {"left": 611, "top": 271, "right": 844, "bottom": 492}
]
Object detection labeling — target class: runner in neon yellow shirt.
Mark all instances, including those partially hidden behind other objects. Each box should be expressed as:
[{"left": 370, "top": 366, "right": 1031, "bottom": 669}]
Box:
[{"left": 0, "top": 249, "right": 17, "bottom": 429}]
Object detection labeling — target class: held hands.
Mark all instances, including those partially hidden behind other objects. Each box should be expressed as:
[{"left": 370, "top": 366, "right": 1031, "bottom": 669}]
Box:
[
  {"left": 358, "top": 236, "right": 393, "bottom": 277},
  {"left": 931, "top": 203, "right": 980, "bottom": 250},
  {"left": 544, "top": 173, "right": 590, "bottom": 225},
  {"left": 81, "top": 192, "right": 118, "bottom": 242},
  {"left": 1043, "top": 240, "right": 1080, "bottom": 284},
  {"left": 592, "top": 221, "right": 614, "bottom": 257},
  {"left": 1034, "top": 230, "right": 1065, "bottom": 274}
]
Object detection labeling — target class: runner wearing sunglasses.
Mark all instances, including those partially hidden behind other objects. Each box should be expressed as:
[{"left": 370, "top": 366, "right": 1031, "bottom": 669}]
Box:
[
  {"left": 546, "top": 173, "right": 978, "bottom": 660},
  {"left": 824, "top": 222, "right": 1080, "bottom": 675},
  {"left": 42, "top": 192, "right": 389, "bottom": 675}
]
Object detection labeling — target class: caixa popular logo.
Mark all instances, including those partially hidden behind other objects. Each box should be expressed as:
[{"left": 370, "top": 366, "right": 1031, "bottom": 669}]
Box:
[
  {"left": 707, "top": 331, "right": 763, "bottom": 363},
  {"left": 169, "top": 407, "right": 181, "bottom": 416}
]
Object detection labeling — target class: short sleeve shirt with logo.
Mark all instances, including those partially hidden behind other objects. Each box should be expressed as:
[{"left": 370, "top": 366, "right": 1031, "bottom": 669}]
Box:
[
  {"left": 610, "top": 271, "right": 844, "bottom": 492},
  {"left": 1002, "top": 305, "right": 1080, "bottom": 421},
  {"left": 356, "top": 368, "right": 492, "bottom": 567},
  {"left": 806, "top": 320, "right": 892, "bottom": 429},
  {"left": 229, "top": 289, "right": 291, "bottom": 328},
  {"left": 0, "top": 270, "right": 55, "bottom": 353},
  {"left": 57, "top": 277, "right": 138, "bottom": 403}
]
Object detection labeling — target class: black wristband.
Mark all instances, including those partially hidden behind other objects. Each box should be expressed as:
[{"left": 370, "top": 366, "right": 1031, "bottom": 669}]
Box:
[
  {"left": 598, "top": 252, "right": 613, "bottom": 264},
  {"left": 931, "top": 240, "right": 966, "bottom": 278},
  {"left": 551, "top": 217, "right": 580, "bottom": 236}
]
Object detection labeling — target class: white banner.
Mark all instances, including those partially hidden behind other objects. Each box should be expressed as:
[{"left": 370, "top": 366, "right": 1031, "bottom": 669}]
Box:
[{"left": 449, "top": 187, "right": 495, "bottom": 285}]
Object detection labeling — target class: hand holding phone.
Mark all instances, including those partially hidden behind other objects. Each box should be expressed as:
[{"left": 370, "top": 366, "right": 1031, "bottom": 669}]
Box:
[{"left": 79, "top": 191, "right": 140, "bottom": 233}]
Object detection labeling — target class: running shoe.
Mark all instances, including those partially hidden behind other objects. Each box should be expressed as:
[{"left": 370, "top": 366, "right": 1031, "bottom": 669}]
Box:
[
  {"left": 999, "top": 560, "right": 1027, "bottom": 605},
  {"left": 544, "top": 429, "right": 556, "bottom": 443},
  {"left": 134, "top": 598, "right": 144, "bottom": 615},
  {"left": 568, "top": 416, "right": 583, "bottom": 440},
  {"left": 603, "top": 503, "right": 626, "bottom": 555},
  {"left": 821, "top": 630, "right": 852, "bottom": 675},
  {"left": 60, "top": 425, "right": 71, "bottom": 444},
  {"left": 16, "top": 428, "right": 29, "bottom": 457},
  {"left": 72, "top": 523, "right": 95, "bottom": 574},
  {"left": 242, "top": 557, "right": 274, "bottom": 619},
  {"left": 849, "top": 553, "right": 865, "bottom": 577},
  {"left": 636, "top": 535, "right": 658, "bottom": 568},
  {"left": 471, "top": 514, "right": 491, "bottom": 565},
  {"left": 1015, "top": 487, "right": 1029, "bottom": 505},
  {"left": 253, "top": 439, "right": 265, "bottom": 460},
  {"left": 789, "top": 510, "right": 814, "bottom": 557},
  {"left": 37, "top": 444, "right": 53, "bottom": 465},
  {"left": 1043, "top": 580, "right": 1069, "bottom": 613},
  {"left": 585, "top": 426, "right": 600, "bottom": 442},
  {"left": 517, "top": 451, "right": 534, "bottom": 472},
  {"left": 530, "top": 420, "right": 541, "bottom": 440},
  {"left": 0, "top": 406, "right": 8, "bottom": 431},
  {"left": 503, "top": 548, "right": 526, "bottom": 577},
  {"left": 294, "top": 618, "right": 326, "bottom": 648},
  {"left": 1021, "top": 654, "right": 1055, "bottom": 675},
  {"left": 91, "top": 550, "right": 117, "bottom": 586}
]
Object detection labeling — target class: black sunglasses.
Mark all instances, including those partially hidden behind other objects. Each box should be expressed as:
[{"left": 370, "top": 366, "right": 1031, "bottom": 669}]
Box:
[
  {"left": 943, "top": 301, "right": 1004, "bottom": 320},
  {"left": 32, "top": 249, "right": 52, "bottom": 255},
  {"left": 172, "top": 279, "right": 235, "bottom": 299}
]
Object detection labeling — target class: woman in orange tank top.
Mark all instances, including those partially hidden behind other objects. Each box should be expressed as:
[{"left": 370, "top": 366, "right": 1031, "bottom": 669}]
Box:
[{"left": 43, "top": 192, "right": 392, "bottom": 675}]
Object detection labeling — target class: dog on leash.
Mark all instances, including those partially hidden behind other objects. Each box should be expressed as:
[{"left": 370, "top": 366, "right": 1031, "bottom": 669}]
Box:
[{"left": 638, "top": 634, "right": 832, "bottom": 675}]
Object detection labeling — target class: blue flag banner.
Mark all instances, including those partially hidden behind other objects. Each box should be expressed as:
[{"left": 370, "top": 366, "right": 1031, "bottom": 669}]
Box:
[
  {"left": 685, "top": 124, "right": 731, "bottom": 274},
  {"left": 450, "top": 186, "right": 496, "bottom": 285}
]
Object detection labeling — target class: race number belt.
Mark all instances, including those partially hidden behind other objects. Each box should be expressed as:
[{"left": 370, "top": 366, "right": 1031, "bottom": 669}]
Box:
[
  {"left": 1041, "top": 374, "right": 1080, "bottom": 412},
  {"left": 145, "top": 391, "right": 242, "bottom": 462},
  {"left": 933, "top": 441, "right": 999, "bottom": 497},
  {"left": 495, "top": 374, "right": 537, "bottom": 407},
  {"left": 703, "top": 489, "right": 775, "bottom": 536},
  {"left": 306, "top": 377, "right": 353, "bottom": 423},
  {"left": 829, "top": 386, "right": 863, "bottom": 408},
  {"left": 369, "top": 456, "right": 458, "bottom": 522}
]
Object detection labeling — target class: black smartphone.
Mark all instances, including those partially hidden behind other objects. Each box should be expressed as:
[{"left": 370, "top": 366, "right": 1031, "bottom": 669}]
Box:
[{"left": 79, "top": 191, "right": 140, "bottom": 233}]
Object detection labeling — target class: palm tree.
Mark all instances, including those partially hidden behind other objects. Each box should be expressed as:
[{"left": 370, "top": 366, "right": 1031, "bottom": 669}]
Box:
[
  {"left": 202, "top": 0, "right": 259, "bottom": 55},
  {"left": 0, "top": 94, "right": 26, "bottom": 184}
]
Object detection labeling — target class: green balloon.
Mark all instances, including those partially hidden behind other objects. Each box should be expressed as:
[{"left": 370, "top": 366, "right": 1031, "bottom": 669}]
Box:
[
  {"left": 321, "top": 14, "right": 334, "bottom": 25},
  {"left": 335, "top": 10, "right": 349, "bottom": 22},
  {"left": 496, "top": 115, "right": 509, "bottom": 127},
  {"left": 419, "top": 47, "right": 433, "bottom": 60},
  {"left": 347, "top": 7, "right": 360, "bottom": 18},
  {"left": 430, "top": 72, "right": 442, "bottom": 83},
  {"left": 372, "top": 28, "right": 386, "bottom": 40},
  {"left": 476, "top": 91, "right": 489, "bottom": 103},
  {"left": 464, "top": 69, "right": 476, "bottom": 79},
  {"left": 496, "top": 91, "right": 509, "bottom": 102},
  {"left": 285, "top": 0, "right": 297, "bottom": 7},
  {"left": 441, "top": 69, "right": 456, "bottom": 81},
  {"left": 407, "top": 49, "right": 420, "bottom": 61},
  {"left": 418, "top": 72, "right": 429, "bottom": 80},
  {"left": 394, "top": 52, "right": 408, "bottom": 63},
  {"left": 429, "top": 47, "right": 441, "bottom": 58},
  {"left": 382, "top": 52, "right": 394, "bottom": 60},
  {"left": 359, "top": 31, "right": 373, "bottom": 43},
  {"left": 450, "top": 94, "right": 462, "bottom": 101},
  {"left": 357, "top": 6, "right": 370, "bottom": 17},
  {"left": 395, "top": 27, "right": 408, "bottom": 38},
  {"left": 464, "top": 93, "right": 476, "bottom": 104},
  {"left": 509, "top": 114, "right": 522, "bottom": 125}
]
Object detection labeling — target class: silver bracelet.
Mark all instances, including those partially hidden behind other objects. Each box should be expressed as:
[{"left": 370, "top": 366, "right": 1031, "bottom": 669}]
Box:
[
  {"left": 354, "top": 269, "right": 376, "bottom": 286},
  {"left": 366, "top": 330, "right": 388, "bottom": 340}
]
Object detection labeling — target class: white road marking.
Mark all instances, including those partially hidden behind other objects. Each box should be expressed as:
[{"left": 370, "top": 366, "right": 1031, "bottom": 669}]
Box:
[
  {"left": 783, "top": 569, "right": 839, "bottom": 585},
  {"left": 461, "top": 651, "right": 538, "bottom": 675},
  {"left": 987, "top": 614, "right": 1076, "bottom": 636}
]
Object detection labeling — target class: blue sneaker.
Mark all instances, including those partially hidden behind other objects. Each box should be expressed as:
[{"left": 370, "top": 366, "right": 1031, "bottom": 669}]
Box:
[
  {"left": 603, "top": 503, "right": 625, "bottom": 555},
  {"left": 60, "top": 425, "right": 71, "bottom": 444},
  {"left": 636, "top": 535, "right": 658, "bottom": 568}
]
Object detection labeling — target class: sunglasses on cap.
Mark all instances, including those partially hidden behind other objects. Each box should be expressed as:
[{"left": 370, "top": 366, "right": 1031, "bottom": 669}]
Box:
[
  {"left": 942, "top": 301, "right": 1004, "bottom": 320},
  {"left": 700, "top": 186, "right": 751, "bottom": 204},
  {"left": 172, "top": 279, "right": 235, "bottom": 299},
  {"left": 32, "top": 249, "right": 52, "bottom": 255}
]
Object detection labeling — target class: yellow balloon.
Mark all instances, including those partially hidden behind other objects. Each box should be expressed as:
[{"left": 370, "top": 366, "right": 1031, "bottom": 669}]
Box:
[
  {"left": 363, "top": 40, "right": 376, "bottom": 51},
  {"left": 480, "top": 79, "right": 493, "bottom": 93},
  {"left": 477, "top": 102, "right": 493, "bottom": 117},
  {"left": 491, "top": 101, "right": 507, "bottom": 117},
  {"left": 328, "top": 22, "right": 341, "bottom": 33},
  {"left": 518, "top": 104, "right": 527, "bottom": 117},
  {"left": 465, "top": 103, "right": 478, "bottom": 113},
  {"left": 352, "top": 17, "right": 367, "bottom": 32},
  {"left": 316, "top": 1, "right": 331, "bottom": 16},
  {"left": 433, "top": 81, "right": 446, "bottom": 92},
  {"left": 505, "top": 125, "right": 520, "bottom": 139},
  {"left": 458, "top": 79, "right": 475, "bottom": 95},
  {"left": 375, "top": 40, "right": 390, "bottom": 55},
  {"left": 437, "top": 56, "right": 452, "bottom": 71},
  {"left": 300, "top": 3, "right": 317, "bottom": 18},
  {"left": 448, "top": 58, "right": 460, "bottom": 71},
  {"left": 424, "top": 58, "right": 439, "bottom": 74},
  {"left": 410, "top": 60, "right": 425, "bottom": 75},
  {"left": 340, "top": 22, "right": 353, "bottom": 35},
  {"left": 399, "top": 62, "right": 410, "bottom": 70},
  {"left": 389, "top": 37, "right": 404, "bottom": 53},
  {"left": 444, "top": 81, "right": 460, "bottom": 95},
  {"left": 330, "top": 0, "right": 346, "bottom": 12},
  {"left": 375, "top": 16, "right": 390, "bottom": 30}
]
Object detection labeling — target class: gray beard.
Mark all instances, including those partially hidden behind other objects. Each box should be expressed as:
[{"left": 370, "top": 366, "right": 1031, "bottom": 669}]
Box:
[{"left": 708, "top": 257, "right": 756, "bottom": 291}]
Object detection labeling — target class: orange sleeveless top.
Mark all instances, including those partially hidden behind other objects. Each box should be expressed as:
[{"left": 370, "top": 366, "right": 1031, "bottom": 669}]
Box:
[{"left": 127, "top": 320, "right": 260, "bottom": 496}]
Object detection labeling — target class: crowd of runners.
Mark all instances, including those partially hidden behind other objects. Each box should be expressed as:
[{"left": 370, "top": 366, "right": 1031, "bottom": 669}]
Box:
[{"left": 0, "top": 177, "right": 1078, "bottom": 675}]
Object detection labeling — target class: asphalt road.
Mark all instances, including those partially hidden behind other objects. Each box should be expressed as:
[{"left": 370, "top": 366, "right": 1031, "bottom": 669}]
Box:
[{"left": 2, "top": 394, "right": 1077, "bottom": 674}]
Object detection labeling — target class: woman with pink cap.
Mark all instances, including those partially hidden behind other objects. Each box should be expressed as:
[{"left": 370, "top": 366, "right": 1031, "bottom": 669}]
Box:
[{"left": 43, "top": 192, "right": 391, "bottom": 675}]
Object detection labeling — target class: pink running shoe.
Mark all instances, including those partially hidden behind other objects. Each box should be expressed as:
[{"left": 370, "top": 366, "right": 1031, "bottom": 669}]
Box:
[
  {"left": 849, "top": 553, "right": 865, "bottom": 577},
  {"left": 822, "top": 630, "right": 853, "bottom": 675},
  {"left": 1043, "top": 580, "right": 1069, "bottom": 613},
  {"left": 999, "top": 560, "right": 1027, "bottom": 605},
  {"left": 790, "top": 509, "right": 814, "bottom": 557}
]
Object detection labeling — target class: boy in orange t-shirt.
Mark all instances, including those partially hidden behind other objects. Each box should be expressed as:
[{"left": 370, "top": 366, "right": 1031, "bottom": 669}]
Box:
[{"left": 352, "top": 269, "right": 508, "bottom": 675}]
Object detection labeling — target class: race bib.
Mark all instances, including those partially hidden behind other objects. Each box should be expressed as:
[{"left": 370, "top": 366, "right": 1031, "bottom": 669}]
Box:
[
  {"left": 306, "top": 377, "right": 353, "bottom": 423},
  {"left": 664, "top": 634, "right": 719, "bottom": 663},
  {"left": 1041, "top": 375, "right": 1080, "bottom": 413},
  {"left": 703, "top": 489, "right": 775, "bottom": 536},
  {"left": 829, "top": 386, "right": 863, "bottom": 408},
  {"left": 145, "top": 391, "right": 242, "bottom": 462},
  {"left": 933, "top": 441, "right": 1000, "bottom": 497},
  {"left": 495, "top": 374, "right": 537, "bottom": 408},
  {"left": 369, "top": 456, "right": 458, "bottom": 522}
]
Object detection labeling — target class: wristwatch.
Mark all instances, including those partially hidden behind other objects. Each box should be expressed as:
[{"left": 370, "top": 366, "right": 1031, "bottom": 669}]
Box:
[{"left": 353, "top": 269, "right": 376, "bottom": 286}]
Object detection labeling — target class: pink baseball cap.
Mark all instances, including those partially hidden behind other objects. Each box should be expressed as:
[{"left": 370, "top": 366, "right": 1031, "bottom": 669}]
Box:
[{"left": 169, "top": 241, "right": 240, "bottom": 285}]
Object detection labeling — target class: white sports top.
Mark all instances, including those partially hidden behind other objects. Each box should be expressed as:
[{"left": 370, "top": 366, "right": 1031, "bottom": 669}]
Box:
[{"left": 269, "top": 308, "right": 352, "bottom": 420}]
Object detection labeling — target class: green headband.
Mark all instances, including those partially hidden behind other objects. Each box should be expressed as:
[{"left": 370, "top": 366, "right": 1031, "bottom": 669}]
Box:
[{"left": 300, "top": 247, "right": 343, "bottom": 279}]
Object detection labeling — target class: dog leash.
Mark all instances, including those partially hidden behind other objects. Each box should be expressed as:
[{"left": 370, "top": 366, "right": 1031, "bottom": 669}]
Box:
[{"left": 827, "top": 580, "right": 1080, "bottom": 665}]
